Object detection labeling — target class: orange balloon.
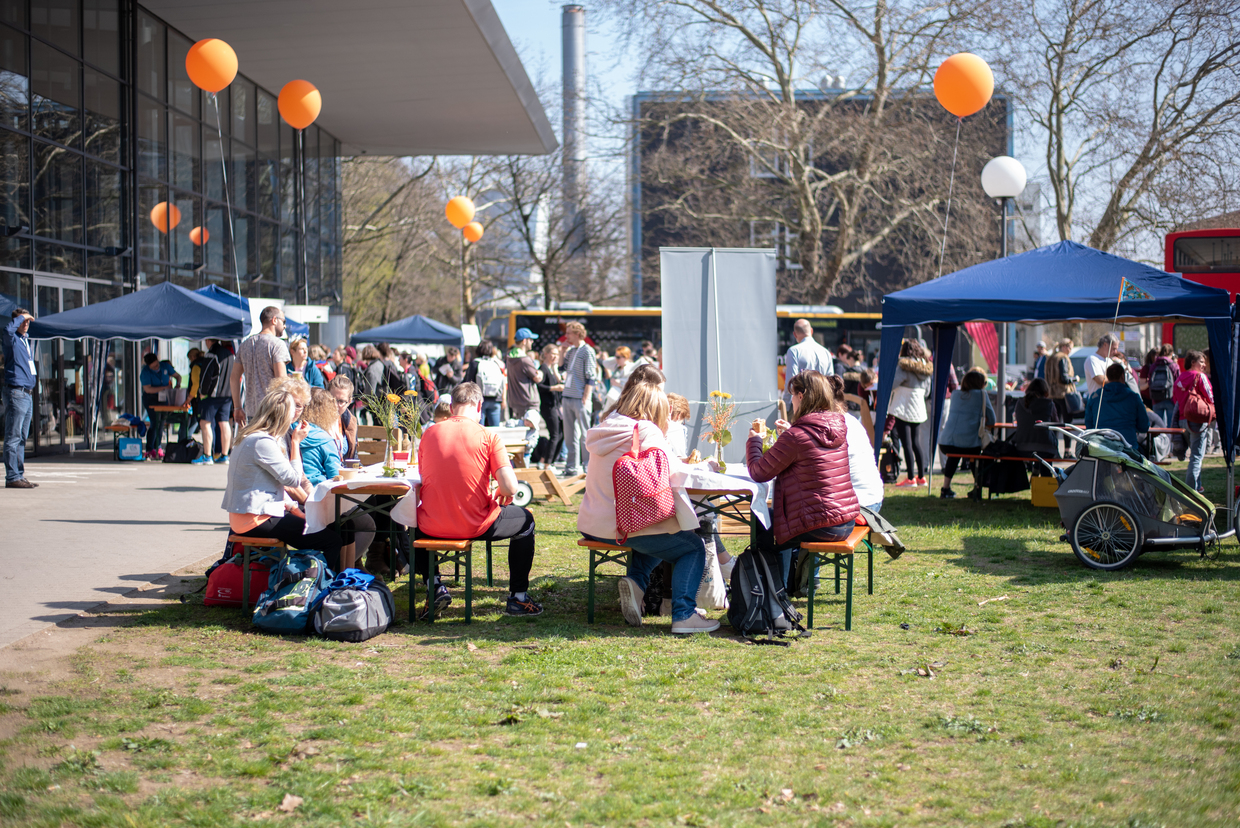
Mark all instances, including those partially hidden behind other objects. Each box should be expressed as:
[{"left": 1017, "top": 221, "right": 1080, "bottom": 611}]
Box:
[
  {"left": 933, "top": 53, "right": 994, "bottom": 118},
  {"left": 185, "top": 39, "right": 238, "bottom": 93},
  {"left": 445, "top": 196, "right": 475, "bottom": 229},
  {"left": 462, "top": 221, "right": 484, "bottom": 243},
  {"left": 149, "top": 202, "right": 182, "bottom": 234},
  {"left": 189, "top": 226, "right": 209, "bottom": 246},
  {"left": 278, "top": 79, "right": 321, "bottom": 130}
]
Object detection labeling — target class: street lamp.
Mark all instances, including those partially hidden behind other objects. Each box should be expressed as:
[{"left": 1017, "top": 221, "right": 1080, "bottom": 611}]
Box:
[{"left": 981, "top": 155, "right": 1027, "bottom": 424}]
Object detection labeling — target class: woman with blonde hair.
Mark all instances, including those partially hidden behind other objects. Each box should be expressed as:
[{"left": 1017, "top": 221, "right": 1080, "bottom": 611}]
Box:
[
  {"left": 299, "top": 388, "right": 376, "bottom": 571},
  {"left": 577, "top": 371, "right": 718, "bottom": 634},
  {"left": 287, "top": 338, "right": 326, "bottom": 388},
  {"left": 221, "top": 386, "right": 343, "bottom": 570}
]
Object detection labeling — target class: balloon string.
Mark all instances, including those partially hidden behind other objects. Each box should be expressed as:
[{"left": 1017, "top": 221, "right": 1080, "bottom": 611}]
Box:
[
  {"left": 298, "top": 128, "right": 309, "bottom": 306},
  {"left": 210, "top": 92, "right": 244, "bottom": 340},
  {"left": 936, "top": 117, "right": 962, "bottom": 279}
]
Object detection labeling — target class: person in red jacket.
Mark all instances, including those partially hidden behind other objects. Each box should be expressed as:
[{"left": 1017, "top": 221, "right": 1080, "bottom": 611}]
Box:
[{"left": 746, "top": 370, "right": 860, "bottom": 585}]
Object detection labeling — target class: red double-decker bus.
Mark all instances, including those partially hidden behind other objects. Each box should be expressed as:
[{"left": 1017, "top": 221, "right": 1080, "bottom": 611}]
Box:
[{"left": 1163, "top": 227, "right": 1240, "bottom": 353}]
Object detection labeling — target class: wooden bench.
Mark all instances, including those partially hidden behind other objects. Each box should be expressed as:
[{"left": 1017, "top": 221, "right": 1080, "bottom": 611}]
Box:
[
  {"left": 942, "top": 453, "right": 1075, "bottom": 499},
  {"left": 104, "top": 421, "right": 139, "bottom": 459},
  {"left": 799, "top": 526, "right": 873, "bottom": 631},
  {"left": 577, "top": 538, "right": 632, "bottom": 623},
  {"left": 226, "top": 535, "right": 289, "bottom": 612},
  {"left": 410, "top": 538, "right": 479, "bottom": 623}
]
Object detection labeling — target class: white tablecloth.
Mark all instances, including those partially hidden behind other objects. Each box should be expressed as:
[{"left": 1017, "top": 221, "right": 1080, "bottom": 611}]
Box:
[
  {"left": 303, "top": 465, "right": 421, "bottom": 534},
  {"left": 672, "top": 465, "right": 772, "bottom": 529}
]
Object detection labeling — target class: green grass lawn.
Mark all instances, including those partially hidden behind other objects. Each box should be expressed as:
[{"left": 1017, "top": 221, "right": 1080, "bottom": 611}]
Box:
[{"left": 3, "top": 458, "right": 1240, "bottom": 827}]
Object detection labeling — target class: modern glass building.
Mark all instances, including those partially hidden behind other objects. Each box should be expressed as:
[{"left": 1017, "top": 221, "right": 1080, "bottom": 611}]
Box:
[{"left": 0, "top": 0, "right": 556, "bottom": 453}]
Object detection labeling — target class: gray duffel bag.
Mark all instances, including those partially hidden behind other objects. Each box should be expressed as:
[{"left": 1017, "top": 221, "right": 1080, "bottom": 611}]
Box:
[{"left": 313, "top": 579, "right": 394, "bottom": 642}]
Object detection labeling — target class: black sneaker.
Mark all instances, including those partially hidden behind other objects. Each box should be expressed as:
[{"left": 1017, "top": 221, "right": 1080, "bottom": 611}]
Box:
[
  {"left": 940, "top": 487, "right": 957, "bottom": 499},
  {"left": 504, "top": 595, "right": 544, "bottom": 617},
  {"left": 417, "top": 584, "right": 452, "bottom": 621}
]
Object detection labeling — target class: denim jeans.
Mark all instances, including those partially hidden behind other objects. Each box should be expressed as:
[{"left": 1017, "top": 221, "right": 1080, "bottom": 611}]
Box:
[
  {"left": 481, "top": 398, "right": 501, "bottom": 427},
  {"left": 589, "top": 530, "right": 705, "bottom": 622},
  {"left": 3, "top": 385, "right": 33, "bottom": 482},
  {"left": 1186, "top": 423, "right": 1207, "bottom": 491},
  {"left": 1153, "top": 399, "right": 1177, "bottom": 429}
]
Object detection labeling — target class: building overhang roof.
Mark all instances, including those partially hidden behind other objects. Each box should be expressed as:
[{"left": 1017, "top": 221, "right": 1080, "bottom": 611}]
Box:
[{"left": 141, "top": 0, "right": 558, "bottom": 156}]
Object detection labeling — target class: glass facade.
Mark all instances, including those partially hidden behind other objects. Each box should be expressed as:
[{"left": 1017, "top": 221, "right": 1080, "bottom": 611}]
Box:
[
  {"left": 0, "top": 0, "right": 342, "bottom": 452},
  {"left": 0, "top": 0, "right": 342, "bottom": 303}
]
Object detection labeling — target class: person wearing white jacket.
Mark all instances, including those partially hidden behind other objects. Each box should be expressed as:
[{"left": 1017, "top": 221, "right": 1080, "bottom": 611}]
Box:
[{"left": 578, "top": 377, "right": 719, "bottom": 634}]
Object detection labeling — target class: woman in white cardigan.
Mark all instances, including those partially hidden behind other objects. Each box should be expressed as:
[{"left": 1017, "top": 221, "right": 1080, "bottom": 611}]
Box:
[{"left": 578, "top": 376, "right": 718, "bottom": 634}]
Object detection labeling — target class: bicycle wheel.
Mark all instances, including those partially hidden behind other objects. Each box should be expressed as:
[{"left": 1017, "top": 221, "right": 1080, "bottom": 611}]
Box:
[{"left": 1070, "top": 500, "right": 1143, "bottom": 570}]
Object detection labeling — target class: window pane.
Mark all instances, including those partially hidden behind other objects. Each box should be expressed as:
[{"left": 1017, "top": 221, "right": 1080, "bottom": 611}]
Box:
[
  {"left": 135, "top": 13, "right": 163, "bottom": 100},
  {"left": 231, "top": 75, "right": 252, "bottom": 145},
  {"left": 256, "top": 155, "right": 277, "bottom": 219},
  {"left": 304, "top": 126, "right": 319, "bottom": 231},
  {"left": 136, "top": 94, "right": 164, "bottom": 180},
  {"left": 232, "top": 140, "right": 253, "bottom": 212},
  {"left": 167, "top": 191, "right": 198, "bottom": 268},
  {"left": 170, "top": 110, "right": 198, "bottom": 192},
  {"left": 203, "top": 128, "right": 223, "bottom": 201},
  {"left": 280, "top": 120, "right": 295, "bottom": 223},
  {"left": 0, "top": 128, "right": 29, "bottom": 268},
  {"left": 258, "top": 220, "right": 276, "bottom": 282},
  {"left": 33, "top": 140, "right": 80, "bottom": 242},
  {"left": 0, "top": 23, "right": 28, "bottom": 132},
  {"left": 232, "top": 210, "right": 252, "bottom": 277},
  {"left": 203, "top": 84, "right": 227, "bottom": 134},
  {"left": 31, "top": 39, "right": 78, "bottom": 147},
  {"left": 0, "top": 1, "right": 26, "bottom": 29},
  {"left": 83, "top": 0, "right": 119, "bottom": 76},
  {"left": 35, "top": 242, "right": 83, "bottom": 276},
  {"left": 31, "top": 0, "right": 79, "bottom": 57},
  {"left": 84, "top": 158, "right": 121, "bottom": 249},
  {"left": 83, "top": 65, "right": 120, "bottom": 163},
  {"left": 166, "top": 29, "right": 197, "bottom": 116},
  {"left": 280, "top": 226, "right": 296, "bottom": 287},
  {"left": 256, "top": 89, "right": 276, "bottom": 155},
  {"left": 204, "top": 201, "right": 224, "bottom": 274},
  {"left": 137, "top": 180, "right": 165, "bottom": 263}
]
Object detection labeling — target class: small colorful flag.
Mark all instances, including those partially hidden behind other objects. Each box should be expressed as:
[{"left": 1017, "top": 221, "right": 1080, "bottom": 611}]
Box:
[{"left": 1120, "top": 277, "right": 1152, "bottom": 301}]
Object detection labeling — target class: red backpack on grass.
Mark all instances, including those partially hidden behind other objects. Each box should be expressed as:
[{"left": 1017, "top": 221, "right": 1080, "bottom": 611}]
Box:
[{"left": 613, "top": 424, "right": 676, "bottom": 543}]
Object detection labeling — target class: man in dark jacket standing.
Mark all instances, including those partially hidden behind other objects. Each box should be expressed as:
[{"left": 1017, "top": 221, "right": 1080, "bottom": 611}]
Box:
[
  {"left": 3, "top": 308, "right": 38, "bottom": 488},
  {"left": 506, "top": 328, "right": 543, "bottom": 422},
  {"left": 1085, "top": 363, "right": 1150, "bottom": 453}
]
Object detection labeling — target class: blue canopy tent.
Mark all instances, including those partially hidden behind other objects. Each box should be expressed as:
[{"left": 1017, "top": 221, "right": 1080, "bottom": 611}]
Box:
[
  {"left": 873, "top": 240, "right": 1235, "bottom": 485},
  {"left": 350, "top": 314, "right": 463, "bottom": 349},
  {"left": 28, "top": 281, "right": 251, "bottom": 341},
  {"left": 194, "top": 285, "right": 310, "bottom": 336}
]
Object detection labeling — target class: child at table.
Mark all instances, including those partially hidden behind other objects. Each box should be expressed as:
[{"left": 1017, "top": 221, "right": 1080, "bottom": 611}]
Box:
[
  {"left": 300, "top": 388, "right": 375, "bottom": 571},
  {"left": 666, "top": 393, "right": 692, "bottom": 460}
]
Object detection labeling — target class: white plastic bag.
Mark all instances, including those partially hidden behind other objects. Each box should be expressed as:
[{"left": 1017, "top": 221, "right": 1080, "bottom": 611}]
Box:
[{"left": 696, "top": 532, "right": 730, "bottom": 610}]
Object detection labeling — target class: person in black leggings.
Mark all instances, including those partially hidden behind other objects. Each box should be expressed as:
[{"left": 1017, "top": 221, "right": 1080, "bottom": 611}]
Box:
[
  {"left": 892, "top": 418, "right": 925, "bottom": 482},
  {"left": 223, "top": 384, "right": 344, "bottom": 571},
  {"left": 888, "top": 338, "right": 934, "bottom": 486}
]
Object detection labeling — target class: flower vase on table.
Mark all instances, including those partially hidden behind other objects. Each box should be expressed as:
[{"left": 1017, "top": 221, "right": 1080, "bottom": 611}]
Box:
[{"left": 702, "top": 390, "right": 737, "bottom": 475}]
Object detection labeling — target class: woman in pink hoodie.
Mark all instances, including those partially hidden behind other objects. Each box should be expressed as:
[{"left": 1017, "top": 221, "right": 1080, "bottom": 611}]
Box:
[
  {"left": 1172, "top": 349, "right": 1213, "bottom": 492},
  {"left": 577, "top": 374, "right": 719, "bottom": 635}
]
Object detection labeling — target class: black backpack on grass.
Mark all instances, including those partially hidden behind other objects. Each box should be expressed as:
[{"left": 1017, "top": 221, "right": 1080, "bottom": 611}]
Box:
[{"left": 726, "top": 547, "right": 807, "bottom": 645}]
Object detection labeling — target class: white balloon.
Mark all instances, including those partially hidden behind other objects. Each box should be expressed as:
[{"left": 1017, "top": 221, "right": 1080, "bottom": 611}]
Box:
[{"left": 981, "top": 156, "right": 1027, "bottom": 198}]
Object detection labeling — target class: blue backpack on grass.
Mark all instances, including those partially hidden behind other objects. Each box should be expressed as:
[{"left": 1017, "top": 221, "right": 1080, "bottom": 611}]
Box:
[{"left": 252, "top": 550, "right": 332, "bottom": 635}]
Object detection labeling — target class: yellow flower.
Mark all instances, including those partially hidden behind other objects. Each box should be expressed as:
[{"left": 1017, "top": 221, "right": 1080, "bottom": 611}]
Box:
[
  {"left": 403, "top": 389, "right": 416, "bottom": 396},
  {"left": 721, "top": 392, "right": 732, "bottom": 399},
  {"left": 710, "top": 390, "right": 721, "bottom": 398},
  {"left": 386, "top": 393, "right": 401, "bottom": 403}
]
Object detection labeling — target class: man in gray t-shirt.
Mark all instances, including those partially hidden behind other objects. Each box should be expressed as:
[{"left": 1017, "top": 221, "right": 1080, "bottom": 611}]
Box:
[{"left": 231, "top": 306, "right": 290, "bottom": 424}]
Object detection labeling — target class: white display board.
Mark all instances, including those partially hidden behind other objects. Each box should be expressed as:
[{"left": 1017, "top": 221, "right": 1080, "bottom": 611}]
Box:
[{"left": 660, "top": 248, "right": 780, "bottom": 463}]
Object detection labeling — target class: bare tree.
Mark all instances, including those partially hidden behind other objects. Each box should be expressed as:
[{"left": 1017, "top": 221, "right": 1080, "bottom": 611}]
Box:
[
  {"left": 991, "top": 0, "right": 1240, "bottom": 257},
  {"left": 606, "top": 0, "right": 1000, "bottom": 303}
]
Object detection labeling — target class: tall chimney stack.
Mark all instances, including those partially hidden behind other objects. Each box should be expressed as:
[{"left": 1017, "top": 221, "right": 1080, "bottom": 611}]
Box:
[{"left": 562, "top": 5, "right": 586, "bottom": 250}]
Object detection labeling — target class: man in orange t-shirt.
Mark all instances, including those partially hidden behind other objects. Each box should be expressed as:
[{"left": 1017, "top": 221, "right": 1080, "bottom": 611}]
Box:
[{"left": 417, "top": 382, "right": 543, "bottom": 617}]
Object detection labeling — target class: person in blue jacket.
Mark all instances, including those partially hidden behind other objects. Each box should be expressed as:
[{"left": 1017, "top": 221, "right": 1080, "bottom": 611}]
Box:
[
  {"left": 288, "top": 339, "right": 326, "bottom": 389},
  {"left": 301, "top": 388, "right": 374, "bottom": 568},
  {"left": 1085, "top": 362, "right": 1149, "bottom": 453}
]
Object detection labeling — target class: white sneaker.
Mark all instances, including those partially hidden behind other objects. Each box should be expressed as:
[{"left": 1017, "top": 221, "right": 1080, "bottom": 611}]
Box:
[
  {"left": 671, "top": 614, "right": 720, "bottom": 634},
  {"left": 617, "top": 577, "right": 643, "bottom": 626}
]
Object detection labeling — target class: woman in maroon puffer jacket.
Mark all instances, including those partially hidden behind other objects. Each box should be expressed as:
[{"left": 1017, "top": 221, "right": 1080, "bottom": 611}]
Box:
[{"left": 746, "top": 370, "right": 860, "bottom": 579}]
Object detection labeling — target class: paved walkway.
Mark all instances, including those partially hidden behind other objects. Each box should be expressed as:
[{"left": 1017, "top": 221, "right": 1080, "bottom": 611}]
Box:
[{"left": 1, "top": 453, "right": 228, "bottom": 649}]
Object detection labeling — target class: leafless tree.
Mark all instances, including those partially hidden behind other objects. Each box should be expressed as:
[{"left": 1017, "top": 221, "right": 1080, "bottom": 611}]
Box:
[
  {"left": 605, "top": 0, "right": 1003, "bottom": 303},
  {"left": 990, "top": 0, "right": 1240, "bottom": 258}
]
